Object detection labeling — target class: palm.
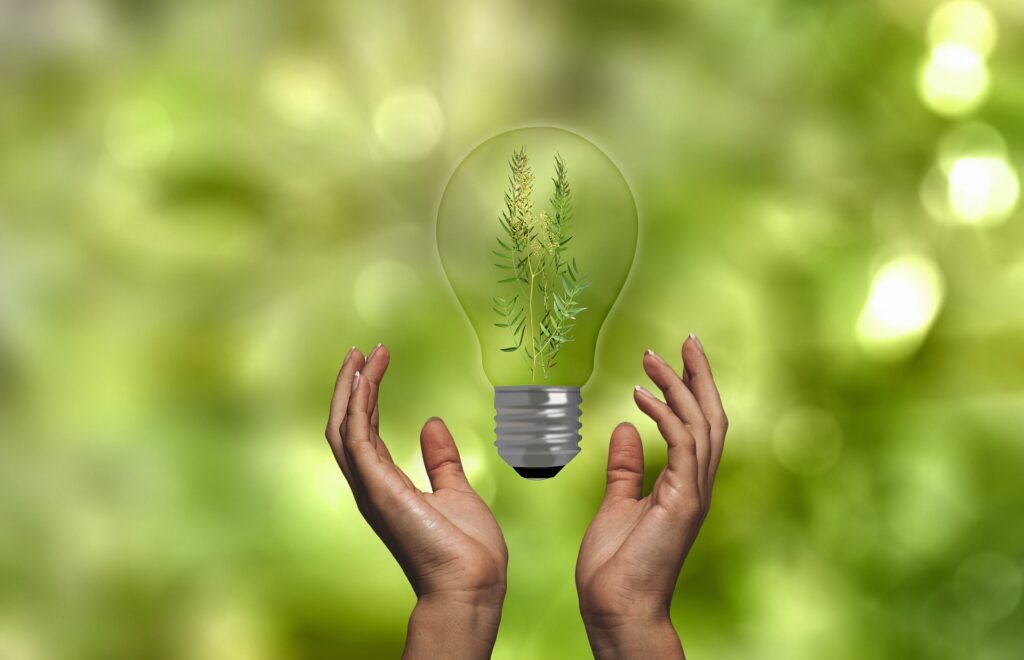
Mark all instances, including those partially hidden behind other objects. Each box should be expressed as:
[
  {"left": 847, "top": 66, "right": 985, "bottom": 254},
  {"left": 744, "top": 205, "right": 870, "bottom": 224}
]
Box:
[
  {"left": 347, "top": 434, "right": 507, "bottom": 600},
  {"left": 579, "top": 500, "right": 649, "bottom": 598},
  {"left": 414, "top": 488, "right": 507, "bottom": 593},
  {"left": 578, "top": 477, "right": 698, "bottom": 619},
  {"left": 581, "top": 499, "right": 646, "bottom": 564}
]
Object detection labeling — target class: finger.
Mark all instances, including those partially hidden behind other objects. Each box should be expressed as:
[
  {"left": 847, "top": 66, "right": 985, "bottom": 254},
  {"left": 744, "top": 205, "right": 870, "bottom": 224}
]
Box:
[
  {"left": 633, "top": 385, "right": 700, "bottom": 502},
  {"left": 361, "top": 343, "right": 391, "bottom": 433},
  {"left": 603, "top": 422, "right": 644, "bottom": 502},
  {"left": 342, "top": 371, "right": 391, "bottom": 491},
  {"left": 644, "top": 349, "right": 710, "bottom": 495},
  {"left": 644, "top": 349, "right": 708, "bottom": 434},
  {"left": 683, "top": 334, "right": 728, "bottom": 486},
  {"left": 327, "top": 347, "right": 364, "bottom": 446},
  {"left": 420, "top": 417, "right": 473, "bottom": 493},
  {"left": 326, "top": 347, "right": 365, "bottom": 479},
  {"left": 339, "top": 374, "right": 420, "bottom": 549},
  {"left": 348, "top": 351, "right": 409, "bottom": 483}
]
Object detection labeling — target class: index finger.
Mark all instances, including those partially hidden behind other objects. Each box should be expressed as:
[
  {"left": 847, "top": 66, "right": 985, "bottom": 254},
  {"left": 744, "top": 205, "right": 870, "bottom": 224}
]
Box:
[
  {"left": 683, "top": 335, "right": 728, "bottom": 486},
  {"left": 326, "top": 347, "right": 365, "bottom": 454},
  {"left": 361, "top": 343, "right": 391, "bottom": 432},
  {"left": 342, "top": 371, "right": 401, "bottom": 498}
]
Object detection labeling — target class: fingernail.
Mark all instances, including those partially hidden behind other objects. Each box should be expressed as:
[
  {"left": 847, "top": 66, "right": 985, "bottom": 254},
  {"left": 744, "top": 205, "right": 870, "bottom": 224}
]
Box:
[
  {"left": 368, "top": 342, "right": 383, "bottom": 359},
  {"left": 634, "top": 384, "right": 655, "bottom": 398},
  {"left": 689, "top": 333, "right": 704, "bottom": 353},
  {"left": 343, "top": 346, "right": 355, "bottom": 365},
  {"left": 645, "top": 348, "right": 668, "bottom": 365},
  {"left": 352, "top": 371, "right": 361, "bottom": 392}
]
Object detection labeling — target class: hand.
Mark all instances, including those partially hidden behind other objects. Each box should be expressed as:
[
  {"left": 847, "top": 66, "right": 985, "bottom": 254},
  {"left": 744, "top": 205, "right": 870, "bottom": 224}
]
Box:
[
  {"left": 576, "top": 335, "right": 728, "bottom": 660},
  {"left": 325, "top": 344, "right": 508, "bottom": 660}
]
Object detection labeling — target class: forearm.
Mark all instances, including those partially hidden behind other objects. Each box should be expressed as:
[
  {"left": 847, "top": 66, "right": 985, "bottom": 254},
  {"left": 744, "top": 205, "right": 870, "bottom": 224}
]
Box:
[
  {"left": 403, "top": 594, "right": 503, "bottom": 660},
  {"left": 583, "top": 616, "right": 684, "bottom": 660}
]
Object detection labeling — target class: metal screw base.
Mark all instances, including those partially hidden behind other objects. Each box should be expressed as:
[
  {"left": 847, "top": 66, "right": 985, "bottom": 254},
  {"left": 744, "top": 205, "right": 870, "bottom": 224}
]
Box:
[{"left": 494, "top": 386, "right": 582, "bottom": 480}]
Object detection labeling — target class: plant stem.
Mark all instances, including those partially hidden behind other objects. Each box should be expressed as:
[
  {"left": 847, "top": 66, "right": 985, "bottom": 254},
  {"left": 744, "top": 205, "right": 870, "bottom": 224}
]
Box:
[
  {"left": 528, "top": 265, "right": 537, "bottom": 382},
  {"left": 493, "top": 149, "right": 585, "bottom": 383}
]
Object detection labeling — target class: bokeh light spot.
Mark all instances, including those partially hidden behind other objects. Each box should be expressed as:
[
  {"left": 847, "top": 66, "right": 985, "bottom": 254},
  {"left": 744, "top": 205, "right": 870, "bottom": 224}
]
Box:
[
  {"left": 772, "top": 407, "right": 843, "bottom": 475},
  {"left": 947, "top": 156, "right": 1019, "bottom": 225},
  {"left": 105, "top": 99, "right": 174, "bottom": 168},
  {"left": 954, "top": 552, "right": 1023, "bottom": 622},
  {"left": 925, "top": 123, "right": 1018, "bottom": 226},
  {"left": 261, "top": 57, "right": 339, "bottom": 128},
  {"left": 938, "top": 121, "right": 1007, "bottom": 171},
  {"left": 353, "top": 259, "right": 419, "bottom": 327},
  {"left": 181, "top": 591, "right": 276, "bottom": 660},
  {"left": 856, "top": 255, "right": 945, "bottom": 360},
  {"left": 0, "top": 621, "right": 43, "bottom": 660},
  {"left": 372, "top": 87, "right": 444, "bottom": 161},
  {"left": 918, "top": 43, "right": 990, "bottom": 117},
  {"left": 928, "top": 1, "right": 997, "bottom": 57}
]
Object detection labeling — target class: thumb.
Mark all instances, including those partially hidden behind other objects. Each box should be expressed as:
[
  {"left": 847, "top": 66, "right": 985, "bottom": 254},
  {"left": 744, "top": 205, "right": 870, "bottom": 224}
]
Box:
[
  {"left": 420, "top": 417, "right": 473, "bottom": 493},
  {"left": 604, "top": 422, "right": 644, "bottom": 502}
]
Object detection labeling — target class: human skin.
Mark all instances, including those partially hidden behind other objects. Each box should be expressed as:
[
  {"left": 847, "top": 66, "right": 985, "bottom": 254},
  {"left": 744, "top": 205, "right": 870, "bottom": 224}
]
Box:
[
  {"left": 576, "top": 334, "right": 728, "bottom": 660},
  {"left": 326, "top": 335, "right": 725, "bottom": 658},
  {"left": 324, "top": 344, "right": 507, "bottom": 660}
]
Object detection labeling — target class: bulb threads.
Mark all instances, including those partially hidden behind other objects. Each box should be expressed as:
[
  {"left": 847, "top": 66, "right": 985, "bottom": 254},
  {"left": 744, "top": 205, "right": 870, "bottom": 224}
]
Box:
[{"left": 494, "top": 386, "right": 582, "bottom": 480}]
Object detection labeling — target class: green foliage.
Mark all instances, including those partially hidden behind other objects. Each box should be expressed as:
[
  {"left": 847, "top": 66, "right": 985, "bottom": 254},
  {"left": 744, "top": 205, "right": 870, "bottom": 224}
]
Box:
[
  {"left": 492, "top": 149, "right": 589, "bottom": 381},
  {"left": 5, "top": 1, "right": 1024, "bottom": 657}
]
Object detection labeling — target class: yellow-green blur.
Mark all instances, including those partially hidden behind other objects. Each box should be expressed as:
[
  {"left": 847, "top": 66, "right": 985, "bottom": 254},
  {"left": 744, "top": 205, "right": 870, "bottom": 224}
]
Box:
[{"left": 2, "top": 1, "right": 1023, "bottom": 658}]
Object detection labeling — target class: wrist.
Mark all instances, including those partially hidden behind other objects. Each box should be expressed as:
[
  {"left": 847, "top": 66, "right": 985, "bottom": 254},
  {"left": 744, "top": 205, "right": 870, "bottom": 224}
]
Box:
[
  {"left": 403, "top": 591, "right": 504, "bottom": 660},
  {"left": 582, "top": 614, "right": 683, "bottom": 660}
]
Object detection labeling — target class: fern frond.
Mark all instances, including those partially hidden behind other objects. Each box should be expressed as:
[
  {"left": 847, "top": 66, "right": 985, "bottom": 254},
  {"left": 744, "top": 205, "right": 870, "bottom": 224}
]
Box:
[{"left": 493, "top": 149, "right": 588, "bottom": 381}]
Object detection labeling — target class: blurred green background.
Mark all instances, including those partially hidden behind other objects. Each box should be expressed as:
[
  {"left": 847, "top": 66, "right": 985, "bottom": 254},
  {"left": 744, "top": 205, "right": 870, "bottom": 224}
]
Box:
[{"left": 2, "top": 0, "right": 1023, "bottom": 658}]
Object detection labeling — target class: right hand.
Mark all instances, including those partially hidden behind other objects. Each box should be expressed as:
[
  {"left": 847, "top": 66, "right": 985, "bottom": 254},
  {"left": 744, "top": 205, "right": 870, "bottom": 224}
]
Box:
[{"left": 575, "top": 335, "right": 728, "bottom": 659}]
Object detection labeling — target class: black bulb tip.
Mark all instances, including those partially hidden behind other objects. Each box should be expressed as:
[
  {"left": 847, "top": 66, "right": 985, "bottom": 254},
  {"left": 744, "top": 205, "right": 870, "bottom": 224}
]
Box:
[{"left": 512, "top": 465, "right": 564, "bottom": 480}]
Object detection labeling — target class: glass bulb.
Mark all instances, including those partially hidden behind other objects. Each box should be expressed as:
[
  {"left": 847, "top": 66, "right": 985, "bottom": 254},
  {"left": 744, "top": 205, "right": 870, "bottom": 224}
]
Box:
[{"left": 436, "top": 127, "right": 637, "bottom": 479}]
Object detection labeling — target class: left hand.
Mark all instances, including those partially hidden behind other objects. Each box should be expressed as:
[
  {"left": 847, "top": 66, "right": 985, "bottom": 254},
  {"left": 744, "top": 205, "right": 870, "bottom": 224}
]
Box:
[{"left": 325, "top": 344, "right": 508, "bottom": 659}]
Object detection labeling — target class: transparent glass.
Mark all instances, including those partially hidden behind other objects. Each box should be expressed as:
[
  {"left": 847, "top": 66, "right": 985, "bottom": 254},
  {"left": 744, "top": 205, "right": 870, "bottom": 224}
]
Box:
[{"left": 437, "top": 127, "right": 638, "bottom": 387}]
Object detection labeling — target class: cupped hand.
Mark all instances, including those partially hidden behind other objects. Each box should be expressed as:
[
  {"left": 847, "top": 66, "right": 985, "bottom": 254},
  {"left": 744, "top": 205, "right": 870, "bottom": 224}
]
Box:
[
  {"left": 576, "top": 335, "right": 727, "bottom": 658},
  {"left": 325, "top": 345, "right": 507, "bottom": 658}
]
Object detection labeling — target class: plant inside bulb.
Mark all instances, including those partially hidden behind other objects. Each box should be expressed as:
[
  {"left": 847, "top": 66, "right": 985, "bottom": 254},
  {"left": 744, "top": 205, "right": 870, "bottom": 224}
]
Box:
[
  {"left": 492, "top": 147, "right": 589, "bottom": 382},
  {"left": 437, "top": 127, "right": 637, "bottom": 479}
]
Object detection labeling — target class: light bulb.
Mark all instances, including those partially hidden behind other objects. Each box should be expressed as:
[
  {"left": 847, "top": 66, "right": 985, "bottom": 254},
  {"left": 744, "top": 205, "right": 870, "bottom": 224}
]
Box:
[{"left": 436, "top": 127, "right": 637, "bottom": 479}]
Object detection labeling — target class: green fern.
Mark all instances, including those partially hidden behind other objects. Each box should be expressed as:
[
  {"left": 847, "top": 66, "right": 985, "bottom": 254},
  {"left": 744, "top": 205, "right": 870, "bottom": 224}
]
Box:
[{"left": 493, "top": 149, "right": 589, "bottom": 381}]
